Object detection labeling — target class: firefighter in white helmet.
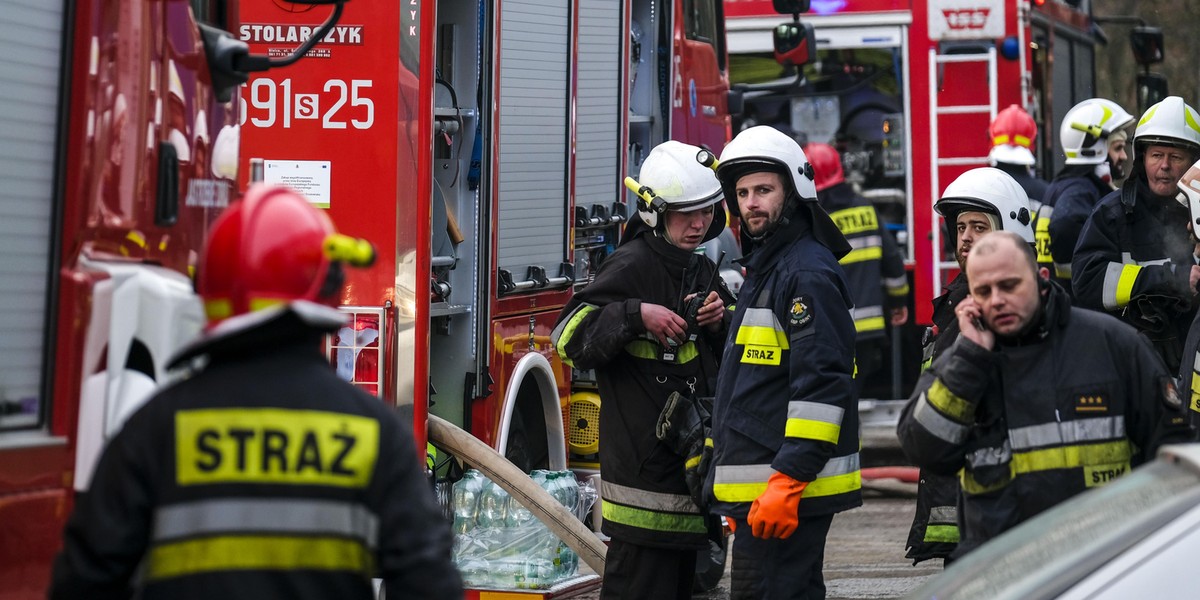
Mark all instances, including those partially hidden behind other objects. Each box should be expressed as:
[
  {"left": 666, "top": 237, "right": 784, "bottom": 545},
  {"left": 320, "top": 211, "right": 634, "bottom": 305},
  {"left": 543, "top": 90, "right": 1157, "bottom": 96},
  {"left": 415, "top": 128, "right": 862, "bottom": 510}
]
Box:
[
  {"left": 552, "top": 140, "right": 733, "bottom": 600},
  {"left": 1072, "top": 95, "right": 1200, "bottom": 373},
  {"left": 704, "top": 126, "right": 858, "bottom": 599},
  {"left": 1045, "top": 98, "right": 1136, "bottom": 296},
  {"left": 903, "top": 167, "right": 1035, "bottom": 565},
  {"left": 1175, "top": 159, "right": 1200, "bottom": 431}
]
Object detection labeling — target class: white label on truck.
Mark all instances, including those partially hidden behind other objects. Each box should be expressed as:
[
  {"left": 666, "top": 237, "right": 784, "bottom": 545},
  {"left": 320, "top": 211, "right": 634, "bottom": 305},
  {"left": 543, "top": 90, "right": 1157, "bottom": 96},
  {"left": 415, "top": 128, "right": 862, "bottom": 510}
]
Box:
[
  {"left": 263, "top": 160, "right": 332, "bottom": 208},
  {"left": 929, "top": 0, "right": 1006, "bottom": 40}
]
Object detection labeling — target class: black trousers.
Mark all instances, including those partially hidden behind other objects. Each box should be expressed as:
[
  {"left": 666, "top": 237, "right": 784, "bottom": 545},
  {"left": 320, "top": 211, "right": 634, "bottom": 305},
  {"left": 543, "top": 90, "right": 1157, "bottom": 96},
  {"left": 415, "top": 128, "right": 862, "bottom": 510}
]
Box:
[
  {"left": 730, "top": 514, "right": 834, "bottom": 600},
  {"left": 599, "top": 539, "right": 696, "bottom": 600}
]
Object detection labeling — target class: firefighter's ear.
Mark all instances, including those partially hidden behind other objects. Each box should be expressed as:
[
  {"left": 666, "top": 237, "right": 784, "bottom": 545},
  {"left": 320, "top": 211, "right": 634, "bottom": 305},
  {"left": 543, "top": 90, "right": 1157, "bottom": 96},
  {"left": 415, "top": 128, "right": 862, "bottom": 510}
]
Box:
[{"left": 1038, "top": 268, "right": 1050, "bottom": 293}]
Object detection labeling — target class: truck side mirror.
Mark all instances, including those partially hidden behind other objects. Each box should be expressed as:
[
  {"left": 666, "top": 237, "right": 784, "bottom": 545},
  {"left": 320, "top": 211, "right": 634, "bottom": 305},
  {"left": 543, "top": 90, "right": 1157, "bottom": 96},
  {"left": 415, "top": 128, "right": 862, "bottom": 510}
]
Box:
[
  {"left": 773, "top": 0, "right": 810, "bottom": 14},
  {"left": 1130, "top": 26, "right": 1164, "bottom": 66},
  {"left": 1137, "top": 73, "right": 1169, "bottom": 115},
  {"left": 774, "top": 21, "right": 816, "bottom": 68}
]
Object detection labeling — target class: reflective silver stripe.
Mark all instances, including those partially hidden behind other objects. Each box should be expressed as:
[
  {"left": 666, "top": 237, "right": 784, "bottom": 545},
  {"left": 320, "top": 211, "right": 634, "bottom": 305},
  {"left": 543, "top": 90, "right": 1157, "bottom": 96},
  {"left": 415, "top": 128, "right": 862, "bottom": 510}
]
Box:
[
  {"left": 550, "top": 302, "right": 598, "bottom": 350},
  {"left": 912, "top": 394, "right": 969, "bottom": 443},
  {"left": 852, "top": 305, "right": 884, "bottom": 321},
  {"left": 929, "top": 505, "right": 957, "bottom": 525},
  {"left": 1054, "top": 262, "right": 1072, "bottom": 278},
  {"left": 152, "top": 498, "right": 380, "bottom": 548},
  {"left": 602, "top": 480, "right": 700, "bottom": 514},
  {"left": 788, "top": 400, "right": 845, "bottom": 427},
  {"left": 714, "top": 463, "right": 773, "bottom": 486},
  {"left": 1101, "top": 262, "right": 1127, "bottom": 311},
  {"left": 966, "top": 441, "right": 1011, "bottom": 468},
  {"left": 819, "top": 453, "right": 860, "bottom": 477},
  {"left": 1194, "top": 351, "right": 1200, "bottom": 372},
  {"left": 847, "top": 235, "right": 882, "bottom": 250},
  {"left": 742, "top": 307, "right": 782, "bottom": 329},
  {"left": 883, "top": 275, "right": 909, "bottom": 289},
  {"left": 1007, "top": 416, "right": 1126, "bottom": 451},
  {"left": 1122, "top": 252, "right": 1170, "bottom": 267}
]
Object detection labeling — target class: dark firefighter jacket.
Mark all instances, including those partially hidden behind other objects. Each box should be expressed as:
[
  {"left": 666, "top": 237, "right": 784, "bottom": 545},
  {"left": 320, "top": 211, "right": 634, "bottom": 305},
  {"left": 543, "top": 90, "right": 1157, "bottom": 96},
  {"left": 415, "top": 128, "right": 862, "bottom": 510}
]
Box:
[
  {"left": 551, "top": 230, "right": 732, "bottom": 550},
  {"left": 898, "top": 280, "right": 1192, "bottom": 558},
  {"left": 906, "top": 273, "right": 969, "bottom": 563},
  {"left": 706, "top": 212, "right": 862, "bottom": 520},
  {"left": 1046, "top": 168, "right": 1112, "bottom": 296},
  {"left": 1175, "top": 309, "right": 1200, "bottom": 431},
  {"left": 1071, "top": 177, "right": 1197, "bottom": 373},
  {"left": 49, "top": 329, "right": 461, "bottom": 600},
  {"left": 819, "top": 182, "right": 909, "bottom": 343}
]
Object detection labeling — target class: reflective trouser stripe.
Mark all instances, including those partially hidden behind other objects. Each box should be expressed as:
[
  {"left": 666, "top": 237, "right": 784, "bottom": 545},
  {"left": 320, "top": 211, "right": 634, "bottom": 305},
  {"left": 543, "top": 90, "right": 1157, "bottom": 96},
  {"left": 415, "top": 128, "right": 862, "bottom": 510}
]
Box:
[
  {"left": 551, "top": 303, "right": 597, "bottom": 367},
  {"left": 146, "top": 536, "right": 373, "bottom": 581},
  {"left": 852, "top": 305, "right": 886, "bottom": 333},
  {"left": 712, "top": 454, "right": 861, "bottom": 503},
  {"left": 960, "top": 440, "right": 1133, "bottom": 495},
  {"left": 624, "top": 338, "right": 700, "bottom": 363},
  {"left": 925, "top": 379, "right": 974, "bottom": 423},
  {"left": 601, "top": 480, "right": 705, "bottom": 533},
  {"left": 153, "top": 498, "right": 379, "bottom": 546},
  {"left": 840, "top": 246, "right": 883, "bottom": 264},
  {"left": 923, "top": 525, "right": 960, "bottom": 543},
  {"left": 785, "top": 401, "right": 844, "bottom": 444},
  {"left": 1101, "top": 262, "right": 1141, "bottom": 310}
]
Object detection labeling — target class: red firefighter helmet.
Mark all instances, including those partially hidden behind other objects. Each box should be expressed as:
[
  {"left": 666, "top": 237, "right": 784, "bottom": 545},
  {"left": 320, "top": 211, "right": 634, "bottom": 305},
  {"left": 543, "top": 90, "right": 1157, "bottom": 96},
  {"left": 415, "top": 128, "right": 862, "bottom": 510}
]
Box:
[
  {"left": 804, "top": 142, "right": 845, "bottom": 192},
  {"left": 987, "top": 104, "right": 1038, "bottom": 166},
  {"left": 198, "top": 183, "right": 374, "bottom": 328}
]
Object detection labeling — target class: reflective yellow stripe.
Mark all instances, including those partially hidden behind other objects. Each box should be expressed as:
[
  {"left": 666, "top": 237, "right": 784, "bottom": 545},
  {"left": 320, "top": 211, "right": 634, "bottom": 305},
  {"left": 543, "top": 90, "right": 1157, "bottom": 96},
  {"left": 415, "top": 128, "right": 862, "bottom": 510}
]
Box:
[
  {"left": 1115, "top": 264, "right": 1141, "bottom": 307},
  {"left": 960, "top": 440, "right": 1133, "bottom": 495},
  {"left": 839, "top": 246, "right": 883, "bottom": 265},
  {"left": 601, "top": 502, "right": 707, "bottom": 534},
  {"left": 829, "top": 205, "right": 879, "bottom": 235},
  {"left": 1190, "top": 372, "right": 1200, "bottom": 414},
  {"left": 854, "top": 316, "right": 886, "bottom": 333},
  {"left": 175, "top": 409, "right": 379, "bottom": 488},
  {"left": 146, "top": 535, "right": 372, "bottom": 581},
  {"left": 923, "top": 525, "right": 960, "bottom": 543},
  {"left": 925, "top": 379, "right": 974, "bottom": 424},
  {"left": 805, "top": 470, "right": 862, "bottom": 498},
  {"left": 734, "top": 325, "right": 788, "bottom": 348},
  {"left": 204, "top": 298, "right": 232, "bottom": 321},
  {"left": 552, "top": 304, "right": 597, "bottom": 367},
  {"left": 624, "top": 339, "right": 700, "bottom": 363},
  {"left": 712, "top": 481, "right": 766, "bottom": 502},
  {"left": 887, "top": 284, "right": 911, "bottom": 297},
  {"left": 785, "top": 419, "right": 841, "bottom": 444}
]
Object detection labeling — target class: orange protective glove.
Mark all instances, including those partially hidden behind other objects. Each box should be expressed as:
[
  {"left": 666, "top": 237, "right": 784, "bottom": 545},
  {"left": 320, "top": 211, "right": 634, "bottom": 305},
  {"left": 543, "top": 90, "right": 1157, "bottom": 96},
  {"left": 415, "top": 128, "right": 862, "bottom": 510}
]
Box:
[{"left": 746, "top": 472, "right": 808, "bottom": 539}]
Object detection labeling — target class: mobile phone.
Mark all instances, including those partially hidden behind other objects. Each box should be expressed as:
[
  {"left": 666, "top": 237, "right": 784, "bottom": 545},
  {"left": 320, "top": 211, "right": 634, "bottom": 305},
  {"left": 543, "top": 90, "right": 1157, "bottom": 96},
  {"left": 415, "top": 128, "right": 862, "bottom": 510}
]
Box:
[{"left": 972, "top": 317, "right": 988, "bottom": 332}]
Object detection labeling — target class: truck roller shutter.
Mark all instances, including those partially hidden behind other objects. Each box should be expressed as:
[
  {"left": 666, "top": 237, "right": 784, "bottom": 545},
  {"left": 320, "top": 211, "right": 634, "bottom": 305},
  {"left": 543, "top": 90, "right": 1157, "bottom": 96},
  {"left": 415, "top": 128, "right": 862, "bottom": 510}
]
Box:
[
  {"left": 0, "top": 0, "right": 65, "bottom": 428},
  {"left": 575, "top": 1, "right": 622, "bottom": 219},
  {"left": 497, "top": 0, "right": 570, "bottom": 283}
]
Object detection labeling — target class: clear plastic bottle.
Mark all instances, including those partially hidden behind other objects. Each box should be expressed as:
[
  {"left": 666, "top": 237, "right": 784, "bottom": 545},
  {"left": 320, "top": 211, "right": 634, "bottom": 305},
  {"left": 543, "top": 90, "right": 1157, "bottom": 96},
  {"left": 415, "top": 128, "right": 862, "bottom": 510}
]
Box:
[
  {"left": 558, "top": 471, "right": 580, "bottom": 516},
  {"left": 477, "top": 478, "right": 510, "bottom": 529},
  {"left": 451, "top": 470, "right": 484, "bottom": 534},
  {"left": 506, "top": 470, "right": 545, "bottom": 528}
]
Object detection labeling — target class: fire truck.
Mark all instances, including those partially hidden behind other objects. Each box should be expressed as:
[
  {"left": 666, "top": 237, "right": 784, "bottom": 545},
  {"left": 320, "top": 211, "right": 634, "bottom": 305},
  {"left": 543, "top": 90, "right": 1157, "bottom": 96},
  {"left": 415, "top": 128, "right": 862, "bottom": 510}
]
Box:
[
  {"left": 725, "top": 0, "right": 1100, "bottom": 400},
  {"left": 0, "top": 1, "right": 348, "bottom": 597},
  {"left": 237, "top": 0, "right": 735, "bottom": 593}
]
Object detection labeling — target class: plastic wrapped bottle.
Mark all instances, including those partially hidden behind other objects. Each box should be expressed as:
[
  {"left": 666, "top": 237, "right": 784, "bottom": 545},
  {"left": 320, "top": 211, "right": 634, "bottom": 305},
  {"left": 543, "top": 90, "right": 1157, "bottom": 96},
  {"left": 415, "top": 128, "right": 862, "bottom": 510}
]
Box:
[
  {"left": 477, "top": 478, "right": 510, "bottom": 529},
  {"left": 452, "top": 470, "right": 484, "bottom": 534},
  {"left": 505, "top": 470, "right": 546, "bottom": 528}
]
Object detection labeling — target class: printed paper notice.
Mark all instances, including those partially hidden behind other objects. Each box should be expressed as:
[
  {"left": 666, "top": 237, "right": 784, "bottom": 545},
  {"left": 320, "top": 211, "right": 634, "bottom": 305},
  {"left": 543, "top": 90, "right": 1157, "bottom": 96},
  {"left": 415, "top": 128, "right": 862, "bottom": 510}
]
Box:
[{"left": 263, "top": 160, "right": 332, "bottom": 208}]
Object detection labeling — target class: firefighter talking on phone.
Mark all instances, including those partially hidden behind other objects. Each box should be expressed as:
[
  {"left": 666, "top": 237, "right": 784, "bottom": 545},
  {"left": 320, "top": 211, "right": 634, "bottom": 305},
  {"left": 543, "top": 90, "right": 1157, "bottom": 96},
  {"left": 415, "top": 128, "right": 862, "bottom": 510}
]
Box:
[
  {"left": 50, "top": 185, "right": 462, "bottom": 600},
  {"left": 898, "top": 230, "right": 1193, "bottom": 559}
]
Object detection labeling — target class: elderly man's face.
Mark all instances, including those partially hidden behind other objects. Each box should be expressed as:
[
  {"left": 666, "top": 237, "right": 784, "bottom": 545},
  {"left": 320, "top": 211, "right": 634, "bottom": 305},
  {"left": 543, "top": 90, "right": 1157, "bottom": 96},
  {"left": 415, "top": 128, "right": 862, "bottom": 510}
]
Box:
[{"left": 1142, "top": 144, "right": 1193, "bottom": 197}]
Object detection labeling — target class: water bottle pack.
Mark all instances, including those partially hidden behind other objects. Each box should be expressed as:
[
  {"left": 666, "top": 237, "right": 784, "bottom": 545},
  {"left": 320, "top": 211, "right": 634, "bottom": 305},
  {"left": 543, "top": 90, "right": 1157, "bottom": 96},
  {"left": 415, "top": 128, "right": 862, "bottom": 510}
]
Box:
[{"left": 449, "top": 469, "right": 593, "bottom": 590}]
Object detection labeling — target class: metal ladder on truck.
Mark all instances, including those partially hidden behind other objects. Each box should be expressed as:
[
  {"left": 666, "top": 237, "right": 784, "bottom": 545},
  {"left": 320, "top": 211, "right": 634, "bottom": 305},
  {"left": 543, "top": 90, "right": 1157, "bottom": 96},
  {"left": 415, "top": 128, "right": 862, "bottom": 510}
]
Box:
[{"left": 928, "top": 46, "right": 998, "bottom": 299}]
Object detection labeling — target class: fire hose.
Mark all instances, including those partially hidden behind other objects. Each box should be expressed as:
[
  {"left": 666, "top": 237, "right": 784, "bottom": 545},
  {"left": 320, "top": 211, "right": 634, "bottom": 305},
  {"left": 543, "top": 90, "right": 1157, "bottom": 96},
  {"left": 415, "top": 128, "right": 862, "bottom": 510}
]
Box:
[{"left": 426, "top": 414, "right": 608, "bottom": 574}]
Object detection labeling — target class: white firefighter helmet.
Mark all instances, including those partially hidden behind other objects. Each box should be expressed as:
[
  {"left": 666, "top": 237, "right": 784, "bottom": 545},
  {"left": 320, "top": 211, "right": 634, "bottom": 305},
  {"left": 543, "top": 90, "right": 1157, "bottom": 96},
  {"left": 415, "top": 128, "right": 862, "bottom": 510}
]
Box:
[
  {"left": 715, "top": 125, "right": 817, "bottom": 215},
  {"left": 1177, "top": 158, "right": 1200, "bottom": 230},
  {"left": 632, "top": 140, "right": 725, "bottom": 238},
  {"left": 1060, "top": 98, "right": 1134, "bottom": 165},
  {"left": 1134, "top": 95, "right": 1200, "bottom": 157},
  {"left": 934, "top": 167, "right": 1035, "bottom": 243}
]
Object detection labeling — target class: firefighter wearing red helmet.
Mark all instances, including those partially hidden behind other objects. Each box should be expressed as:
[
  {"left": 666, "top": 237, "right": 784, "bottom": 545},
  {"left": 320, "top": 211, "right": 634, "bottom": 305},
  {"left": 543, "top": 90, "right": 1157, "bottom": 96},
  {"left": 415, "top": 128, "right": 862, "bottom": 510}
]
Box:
[
  {"left": 987, "top": 105, "right": 1052, "bottom": 276},
  {"left": 50, "top": 185, "right": 463, "bottom": 600},
  {"left": 805, "top": 142, "right": 909, "bottom": 394}
]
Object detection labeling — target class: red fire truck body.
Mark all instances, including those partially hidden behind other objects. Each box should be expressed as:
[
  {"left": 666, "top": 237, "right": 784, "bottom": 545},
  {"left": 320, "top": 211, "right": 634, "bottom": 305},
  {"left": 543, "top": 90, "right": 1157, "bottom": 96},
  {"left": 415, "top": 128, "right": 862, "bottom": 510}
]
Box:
[
  {"left": 237, "top": 0, "right": 734, "bottom": 475},
  {"left": 725, "top": 0, "right": 1098, "bottom": 324}
]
